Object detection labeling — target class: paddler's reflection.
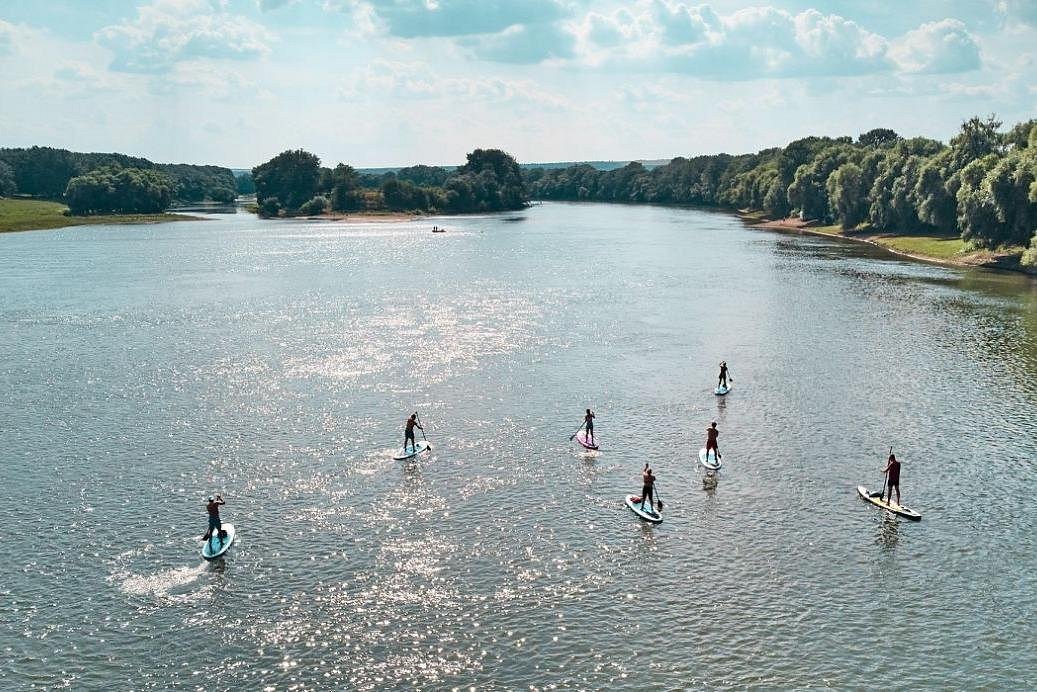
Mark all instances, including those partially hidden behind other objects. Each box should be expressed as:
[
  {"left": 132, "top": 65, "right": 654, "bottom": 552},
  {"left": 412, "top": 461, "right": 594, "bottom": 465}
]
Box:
[{"left": 876, "top": 515, "right": 900, "bottom": 551}]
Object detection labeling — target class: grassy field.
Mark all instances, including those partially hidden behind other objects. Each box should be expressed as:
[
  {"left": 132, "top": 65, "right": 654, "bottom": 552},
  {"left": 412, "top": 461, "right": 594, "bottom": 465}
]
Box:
[
  {"left": 808, "top": 224, "right": 842, "bottom": 236},
  {"left": 867, "top": 234, "right": 968, "bottom": 259},
  {"left": 0, "top": 198, "right": 197, "bottom": 233}
]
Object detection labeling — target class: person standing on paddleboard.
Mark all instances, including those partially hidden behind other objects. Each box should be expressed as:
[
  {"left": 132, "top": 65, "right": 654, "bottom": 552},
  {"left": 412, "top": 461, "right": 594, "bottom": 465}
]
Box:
[
  {"left": 718, "top": 361, "right": 729, "bottom": 389},
  {"left": 204, "top": 494, "right": 226, "bottom": 541},
  {"left": 639, "top": 463, "right": 656, "bottom": 511},
  {"left": 882, "top": 453, "right": 902, "bottom": 506},
  {"left": 705, "top": 421, "right": 721, "bottom": 460},
  {"left": 584, "top": 409, "right": 596, "bottom": 446},
  {"left": 404, "top": 413, "right": 423, "bottom": 452}
]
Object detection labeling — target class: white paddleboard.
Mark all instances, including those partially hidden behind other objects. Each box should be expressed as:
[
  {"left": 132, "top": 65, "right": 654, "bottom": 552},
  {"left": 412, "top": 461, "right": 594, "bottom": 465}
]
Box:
[
  {"left": 202, "top": 523, "right": 236, "bottom": 560},
  {"left": 857, "top": 485, "right": 921, "bottom": 521},
  {"left": 625, "top": 494, "right": 663, "bottom": 524},
  {"left": 699, "top": 448, "right": 722, "bottom": 470},
  {"left": 393, "top": 440, "right": 431, "bottom": 461},
  {"left": 715, "top": 383, "right": 731, "bottom": 395}
]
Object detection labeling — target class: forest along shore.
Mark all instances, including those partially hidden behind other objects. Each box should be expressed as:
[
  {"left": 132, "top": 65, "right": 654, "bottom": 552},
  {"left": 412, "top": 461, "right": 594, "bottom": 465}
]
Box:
[{"left": 741, "top": 212, "right": 1033, "bottom": 274}]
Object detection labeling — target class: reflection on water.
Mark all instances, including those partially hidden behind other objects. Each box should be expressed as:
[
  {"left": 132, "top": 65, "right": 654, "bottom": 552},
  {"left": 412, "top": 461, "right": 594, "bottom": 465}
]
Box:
[
  {"left": 0, "top": 203, "right": 1034, "bottom": 689},
  {"left": 875, "top": 514, "right": 901, "bottom": 552}
]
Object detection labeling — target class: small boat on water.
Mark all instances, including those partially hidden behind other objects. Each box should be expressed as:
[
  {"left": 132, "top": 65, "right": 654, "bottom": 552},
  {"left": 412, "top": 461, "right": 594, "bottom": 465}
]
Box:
[{"left": 432, "top": 225, "right": 446, "bottom": 233}]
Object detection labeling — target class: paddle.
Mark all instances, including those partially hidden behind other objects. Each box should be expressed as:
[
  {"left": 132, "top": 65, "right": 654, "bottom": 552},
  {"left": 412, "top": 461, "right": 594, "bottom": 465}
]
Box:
[
  {"left": 568, "top": 421, "right": 586, "bottom": 441},
  {"left": 653, "top": 486, "right": 664, "bottom": 513},
  {"left": 870, "top": 446, "right": 892, "bottom": 499},
  {"left": 415, "top": 412, "right": 431, "bottom": 450}
]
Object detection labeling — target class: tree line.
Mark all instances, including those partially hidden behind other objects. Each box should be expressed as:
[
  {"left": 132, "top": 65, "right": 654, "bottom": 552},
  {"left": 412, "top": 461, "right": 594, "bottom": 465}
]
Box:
[
  {"left": 251, "top": 148, "right": 527, "bottom": 217},
  {"left": 526, "top": 117, "right": 1037, "bottom": 263},
  {"left": 0, "top": 146, "right": 238, "bottom": 214}
]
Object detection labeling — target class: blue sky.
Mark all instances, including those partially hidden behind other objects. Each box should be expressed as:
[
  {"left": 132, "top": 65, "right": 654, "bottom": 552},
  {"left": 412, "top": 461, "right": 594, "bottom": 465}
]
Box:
[{"left": 1, "top": 1, "right": 1035, "bottom": 167}]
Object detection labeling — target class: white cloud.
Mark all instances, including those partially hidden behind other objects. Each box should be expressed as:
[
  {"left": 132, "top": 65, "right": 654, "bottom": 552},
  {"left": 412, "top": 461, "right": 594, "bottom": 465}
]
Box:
[
  {"left": 0, "top": 19, "right": 26, "bottom": 57},
  {"left": 889, "top": 19, "right": 981, "bottom": 74},
  {"left": 460, "top": 22, "right": 576, "bottom": 64},
  {"left": 997, "top": 0, "right": 1037, "bottom": 27},
  {"left": 339, "top": 59, "right": 568, "bottom": 109},
  {"left": 575, "top": 3, "right": 892, "bottom": 79},
  {"left": 52, "top": 61, "right": 121, "bottom": 94},
  {"left": 149, "top": 61, "right": 262, "bottom": 99},
  {"left": 258, "top": 0, "right": 297, "bottom": 9},
  {"left": 96, "top": 0, "right": 275, "bottom": 73},
  {"left": 336, "top": 0, "right": 567, "bottom": 38}
]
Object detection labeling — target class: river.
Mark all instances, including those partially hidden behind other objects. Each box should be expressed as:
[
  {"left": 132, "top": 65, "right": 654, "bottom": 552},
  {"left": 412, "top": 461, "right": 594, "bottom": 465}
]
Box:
[{"left": 1, "top": 202, "right": 1035, "bottom": 689}]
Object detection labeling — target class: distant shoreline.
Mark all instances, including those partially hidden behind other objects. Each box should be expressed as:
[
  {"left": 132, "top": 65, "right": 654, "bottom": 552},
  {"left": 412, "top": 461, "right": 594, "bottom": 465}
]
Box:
[
  {"left": 273, "top": 210, "right": 422, "bottom": 224},
  {"left": 738, "top": 212, "right": 1032, "bottom": 276}
]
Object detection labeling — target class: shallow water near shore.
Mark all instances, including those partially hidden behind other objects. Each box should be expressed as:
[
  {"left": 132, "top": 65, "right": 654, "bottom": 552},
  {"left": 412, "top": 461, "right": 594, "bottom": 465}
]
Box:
[{"left": 1, "top": 202, "right": 1035, "bottom": 689}]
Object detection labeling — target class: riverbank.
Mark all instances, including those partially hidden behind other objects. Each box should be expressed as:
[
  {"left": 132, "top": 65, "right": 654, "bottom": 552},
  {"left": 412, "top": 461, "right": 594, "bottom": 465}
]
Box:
[
  {"left": 0, "top": 198, "right": 201, "bottom": 233},
  {"left": 743, "top": 213, "right": 1031, "bottom": 274},
  {"left": 301, "top": 211, "right": 420, "bottom": 223}
]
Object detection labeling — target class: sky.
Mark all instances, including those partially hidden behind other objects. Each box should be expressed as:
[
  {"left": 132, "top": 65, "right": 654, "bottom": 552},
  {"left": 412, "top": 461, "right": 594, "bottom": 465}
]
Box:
[{"left": 1, "top": 1, "right": 1035, "bottom": 168}]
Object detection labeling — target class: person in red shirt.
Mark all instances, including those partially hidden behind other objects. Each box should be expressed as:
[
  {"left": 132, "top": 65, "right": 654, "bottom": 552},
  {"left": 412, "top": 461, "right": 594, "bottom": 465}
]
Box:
[
  {"left": 705, "top": 421, "right": 721, "bottom": 461},
  {"left": 882, "top": 454, "right": 902, "bottom": 505},
  {"left": 204, "top": 494, "right": 226, "bottom": 541}
]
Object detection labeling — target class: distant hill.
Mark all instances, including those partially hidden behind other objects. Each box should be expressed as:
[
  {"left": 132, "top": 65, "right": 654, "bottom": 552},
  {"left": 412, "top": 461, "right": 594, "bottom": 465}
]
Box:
[{"left": 354, "top": 159, "right": 670, "bottom": 174}]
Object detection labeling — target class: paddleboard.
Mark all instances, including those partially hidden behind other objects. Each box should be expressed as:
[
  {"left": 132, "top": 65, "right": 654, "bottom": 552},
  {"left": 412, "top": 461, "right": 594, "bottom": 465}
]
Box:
[
  {"left": 625, "top": 494, "right": 663, "bottom": 524},
  {"left": 575, "top": 431, "right": 599, "bottom": 450},
  {"left": 715, "top": 383, "right": 731, "bottom": 395},
  {"left": 699, "top": 448, "right": 722, "bottom": 470},
  {"left": 392, "top": 440, "right": 431, "bottom": 461},
  {"left": 202, "top": 523, "right": 236, "bottom": 560},
  {"left": 857, "top": 485, "right": 921, "bottom": 521}
]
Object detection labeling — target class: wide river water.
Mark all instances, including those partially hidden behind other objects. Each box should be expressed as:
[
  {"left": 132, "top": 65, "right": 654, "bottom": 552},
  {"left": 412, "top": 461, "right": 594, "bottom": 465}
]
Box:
[{"left": 1, "top": 202, "right": 1035, "bottom": 689}]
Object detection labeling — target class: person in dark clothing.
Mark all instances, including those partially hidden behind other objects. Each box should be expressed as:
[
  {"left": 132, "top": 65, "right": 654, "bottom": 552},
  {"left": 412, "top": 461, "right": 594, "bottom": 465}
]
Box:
[
  {"left": 639, "top": 463, "right": 656, "bottom": 511},
  {"left": 204, "top": 495, "right": 226, "bottom": 541},
  {"left": 718, "top": 361, "right": 729, "bottom": 389},
  {"left": 705, "top": 421, "right": 721, "bottom": 461},
  {"left": 882, "top": 454, "right": 902, "bottom": 506},
  {"left": 404, "top": 413, "right": 423, "bottom": 453},
  {"left": 584, "top": 409, "right": 595, "bottom": 445}
]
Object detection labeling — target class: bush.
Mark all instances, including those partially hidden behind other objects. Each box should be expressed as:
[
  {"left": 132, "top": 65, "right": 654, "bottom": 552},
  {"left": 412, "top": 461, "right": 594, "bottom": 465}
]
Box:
[
  {"left": 1022, "top": 235, "right": 1037, "bottom": 269},
  {"left": 299, "top": 195, "right": 328, "bottom": 215},
  {"left": 259, "top": 196, "right": 282, "bottom": 218},
  {"left": 331, "top": 184, "right": 363, "bottom": 212}
]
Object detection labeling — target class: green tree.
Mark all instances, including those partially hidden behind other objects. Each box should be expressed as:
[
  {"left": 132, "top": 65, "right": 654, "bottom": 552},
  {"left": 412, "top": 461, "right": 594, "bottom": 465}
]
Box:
[
  {"left": 982, "top": 150, "right": 1037, "bottom": 247},
  {"left": 64, "top": 166, "right": 173, "bottom": 215},
  {"left": 0, "top": 160, "right": 16, "bottom": 197},
  {"left": 913, "top": 153, "right": 958, "bottom": 233},
  {"left": 382, "top": 179, "right": 440, "bottom": 211},
  {"left": 956, "top": 156, "right": 1002, "bottom": 246},
  {"left": 252, "top": 149, "right": 321, "bottom": 211},
  {"left": 453, "top": 148, "right": 527, "bottom": 210},
  {"left": 827, "top": 162, "right": 868, "bottom": 229},
  {"left": 858, "top": 128, "right": 900, "bottom": 148},
  {"left": 949, "top": 115, "right": 1003, "bottom": 168},
  {"left": 1004, "top": 119, "right": 1037, "bottom": 150},
  {"left": 235, "top": 171, "right": 256, "bottom": 195}
]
